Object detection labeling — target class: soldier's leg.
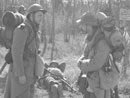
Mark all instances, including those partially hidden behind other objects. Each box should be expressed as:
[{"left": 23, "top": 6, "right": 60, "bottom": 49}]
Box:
[
  {"left": 30, "top": 84, "right": 35, "bottom": 98},
  {"left": 114, "top": 85, "right": 119, "bottom": 98},
  {"left": 105, "top": 89, "right": 111, "bottom": 98},
  {"left": 16, "top": 86, "right": 32, "bottom": 98},
  {"left": 51, "top": 84, "right": 59, "bottom": 98},
  {"left": 93, "top": 88, "right": 104, "bottom": 98},
  {"left": 57, "top": 83, "right": 64, "bottom": 97},
  {"left": 89, "top": 92, "right": 96, "bottom": 98},
  {"left": 83, "top": 90, "right": 90, "bottom": 98}
]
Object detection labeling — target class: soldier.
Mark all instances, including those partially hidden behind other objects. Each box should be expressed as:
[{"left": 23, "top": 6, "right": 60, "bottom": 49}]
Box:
[
  {"left": 45, "top": 61, "right": 65, "bottom": 98},
  {"left": 76, "top": 11, "right": 99, "bottom": 98},
  {"left": 4, "top": 3, "right": 47, "bottom": 98},
  {"left": 78, "top": 14, "right": 124, "bottom": 98},
  {"left": 18, "top": 5, "right": 26, "bottom": 15}
]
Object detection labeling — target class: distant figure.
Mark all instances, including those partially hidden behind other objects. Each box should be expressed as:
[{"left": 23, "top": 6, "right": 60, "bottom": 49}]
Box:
[{"left": 18, "top": 5, "right": 26, "bottom": 15}]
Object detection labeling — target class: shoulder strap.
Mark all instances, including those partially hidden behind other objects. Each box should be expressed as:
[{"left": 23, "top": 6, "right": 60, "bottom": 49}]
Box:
[
  {"left": 90, "top": 29, "right": 105, "bottom": 50},
  {"left": 109, "top": 54, "right": 120, "bottom": 73},
  {"left": 104, "top": 32, "right": 114, "bottom": 51},
  {"left": 24, "top": 22, "right": 35, "bottom": 47}
]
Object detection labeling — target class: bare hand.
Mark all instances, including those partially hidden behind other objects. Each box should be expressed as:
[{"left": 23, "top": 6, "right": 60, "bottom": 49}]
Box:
[{"left": 19, "top": 76, "right": 26, "bottom": 84}]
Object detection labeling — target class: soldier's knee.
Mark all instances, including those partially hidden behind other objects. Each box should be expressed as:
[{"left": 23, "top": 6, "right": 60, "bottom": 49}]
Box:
[{"left": 51, "top": 84, "right": 58, "bottom": 92}]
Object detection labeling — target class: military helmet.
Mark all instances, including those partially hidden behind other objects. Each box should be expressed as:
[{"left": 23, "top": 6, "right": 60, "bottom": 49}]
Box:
[
  {"left": 102, "top": 16, "right": 116, "bottom": 32},
  {"left": 76, "top": 11, "right": 97, "bottom": 26},
  {"left": 102, "top": 16, "right": 115, "bottom": 28},
  {"left": 26, "top": 3, "right": 47, "bottom": 17},
  {"left": 50, "top": 61, "right": 59, "bottom": 68},
  {"left": 96, "top": 12, "right": 107, "bottom": 22},
  {"left": 18, "top": 5, "right": 26, "bottom": 12}
]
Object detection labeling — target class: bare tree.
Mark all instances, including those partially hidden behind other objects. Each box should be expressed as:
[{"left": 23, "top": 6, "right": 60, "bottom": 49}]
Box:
[
  {"left": 50, "top": 0, "right": 55, "bottom": 61},
  {"left": 63, "top": 1, "right": 72, "bottom": 42}
]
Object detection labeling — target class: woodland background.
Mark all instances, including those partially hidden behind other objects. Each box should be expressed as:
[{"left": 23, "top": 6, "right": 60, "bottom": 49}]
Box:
[{"left": 0, "top": 0, "right": 130, "bottom": 98}]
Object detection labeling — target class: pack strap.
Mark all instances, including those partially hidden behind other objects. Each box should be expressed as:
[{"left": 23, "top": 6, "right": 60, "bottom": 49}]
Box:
[
  {"left": 24, "top": 22, "right": 35, "bottom": 48},
  {"left": 109, "top": 54, "right": 120, "bottom": 73}
]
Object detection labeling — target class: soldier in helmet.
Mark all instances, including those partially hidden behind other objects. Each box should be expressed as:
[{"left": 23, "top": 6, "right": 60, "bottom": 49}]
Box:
[
  {"left": 18, "top": 5, "right": 26, "bottom": 15},
  {"left": 78, "top": 13, "right": 124, "bottom": 98},
  {"left": 44, "top": 61, "right": 66, "bottom": 98},
  {"left": 77, "top": 11, "right": 99, "bottom": 98},
  {"left": 4, "top": 3, "right": 47, "bottom": 98}
]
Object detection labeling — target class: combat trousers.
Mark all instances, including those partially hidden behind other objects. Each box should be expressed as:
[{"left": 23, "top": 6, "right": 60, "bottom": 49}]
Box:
[
  {"left": 16, "top": 84, "right": 35, "bottom": 98},
  {"left": 93, "top": 88, "right": 110, "bottom": 98},
  {"left": 49, "top": 83, "right": 64, "bottom": 98}
]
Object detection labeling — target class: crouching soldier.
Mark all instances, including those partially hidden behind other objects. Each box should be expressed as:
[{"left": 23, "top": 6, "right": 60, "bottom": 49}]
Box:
[
  {"left": 4, "top": 4, "right": 47, "bottom": 98},
  {"left": 78, "top": 14, "right": 124, "bottom": 98}
]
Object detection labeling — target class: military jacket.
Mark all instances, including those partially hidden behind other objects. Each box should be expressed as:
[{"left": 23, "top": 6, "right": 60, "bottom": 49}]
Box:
[
  {"left": 12, "top": 19, "right": 40, "bottom": 77},
  {"left": 80, "top": 30, "right": 124, "bottom": 72}
]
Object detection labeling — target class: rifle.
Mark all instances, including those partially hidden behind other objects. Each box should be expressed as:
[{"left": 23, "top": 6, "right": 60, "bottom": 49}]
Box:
[{"left": 38, "top": 68, "right": 79, "bottom": 94}]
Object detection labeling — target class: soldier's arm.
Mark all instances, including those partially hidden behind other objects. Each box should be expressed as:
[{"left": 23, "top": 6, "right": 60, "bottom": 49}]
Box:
[
  {"left": 79, "top": 42, "right": 91, "bottom": 61},
  {"left": 86, "top": 41, "right": 110, "bottom": 72},
  {"left": 77, "top": 43, "right": 90, "bottom": 69},
  {"left": 12, "top": 27, "right": 28, "bottom": 77}
]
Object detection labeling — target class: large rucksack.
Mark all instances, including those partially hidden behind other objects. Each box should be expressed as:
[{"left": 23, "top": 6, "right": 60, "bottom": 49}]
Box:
[
  {"left": 2, "top": 11, "right": 35, "bottom": 64},
  {"left": 2, "top": 11, "right": 25, "bottom": 49}
]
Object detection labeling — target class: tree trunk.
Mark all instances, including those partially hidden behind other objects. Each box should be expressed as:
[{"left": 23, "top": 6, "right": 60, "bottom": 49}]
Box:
[
  {"left": 41, "top": 20, "right": 47, "bottom": 57},
  {"left": 40, "top": 0, "right": 47, "bottom": 57},
  {"left": 50, "top": 0, "right": 55, "bottom": 61},
  {"left": 95, "top": 0, "right": 99, "bottom": 13},
  {"left": 72, "top": 0, "right": 76, "bottom": 39},
  {"left": 88, "top": 0, "right": 91, "bottom": 11},
  {"left": 64, "top": 16, "right": 69, "bottom": 42}
]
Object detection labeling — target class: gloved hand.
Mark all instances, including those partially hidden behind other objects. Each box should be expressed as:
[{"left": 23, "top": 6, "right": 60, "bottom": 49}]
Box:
[{"left": 5, "top": 49, "right": 13, "bottom": 64}]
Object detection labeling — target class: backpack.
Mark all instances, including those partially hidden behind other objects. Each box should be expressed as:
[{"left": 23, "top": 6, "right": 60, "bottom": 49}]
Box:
[
  {"left": 99, "top": 54, "right": 120, "bottom": 89},
  {"left": 3, "top": 21, "right": 35, "bottom": 64},
  {"left": 2, "top": 11, "right": 25, "bottom": 49}
]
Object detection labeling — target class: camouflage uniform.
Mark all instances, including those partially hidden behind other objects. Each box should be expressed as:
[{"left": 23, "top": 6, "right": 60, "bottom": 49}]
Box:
[{"left": 4, "top": 4, "right": 47, "bottom": 98}]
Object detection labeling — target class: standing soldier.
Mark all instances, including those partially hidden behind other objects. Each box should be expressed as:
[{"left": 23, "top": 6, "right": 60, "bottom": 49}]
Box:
[
  {"left": 76, "top": 11, "right": 99, "bottom": 98},
  {"left": 4, "top": 3, "right": 47, "bottom": 98},
  {"left": 18, "top": 5, "right": 26, "bottom": 15},
  {"left": 78, "top": 14, "right": 124, "bottom": 98}
]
